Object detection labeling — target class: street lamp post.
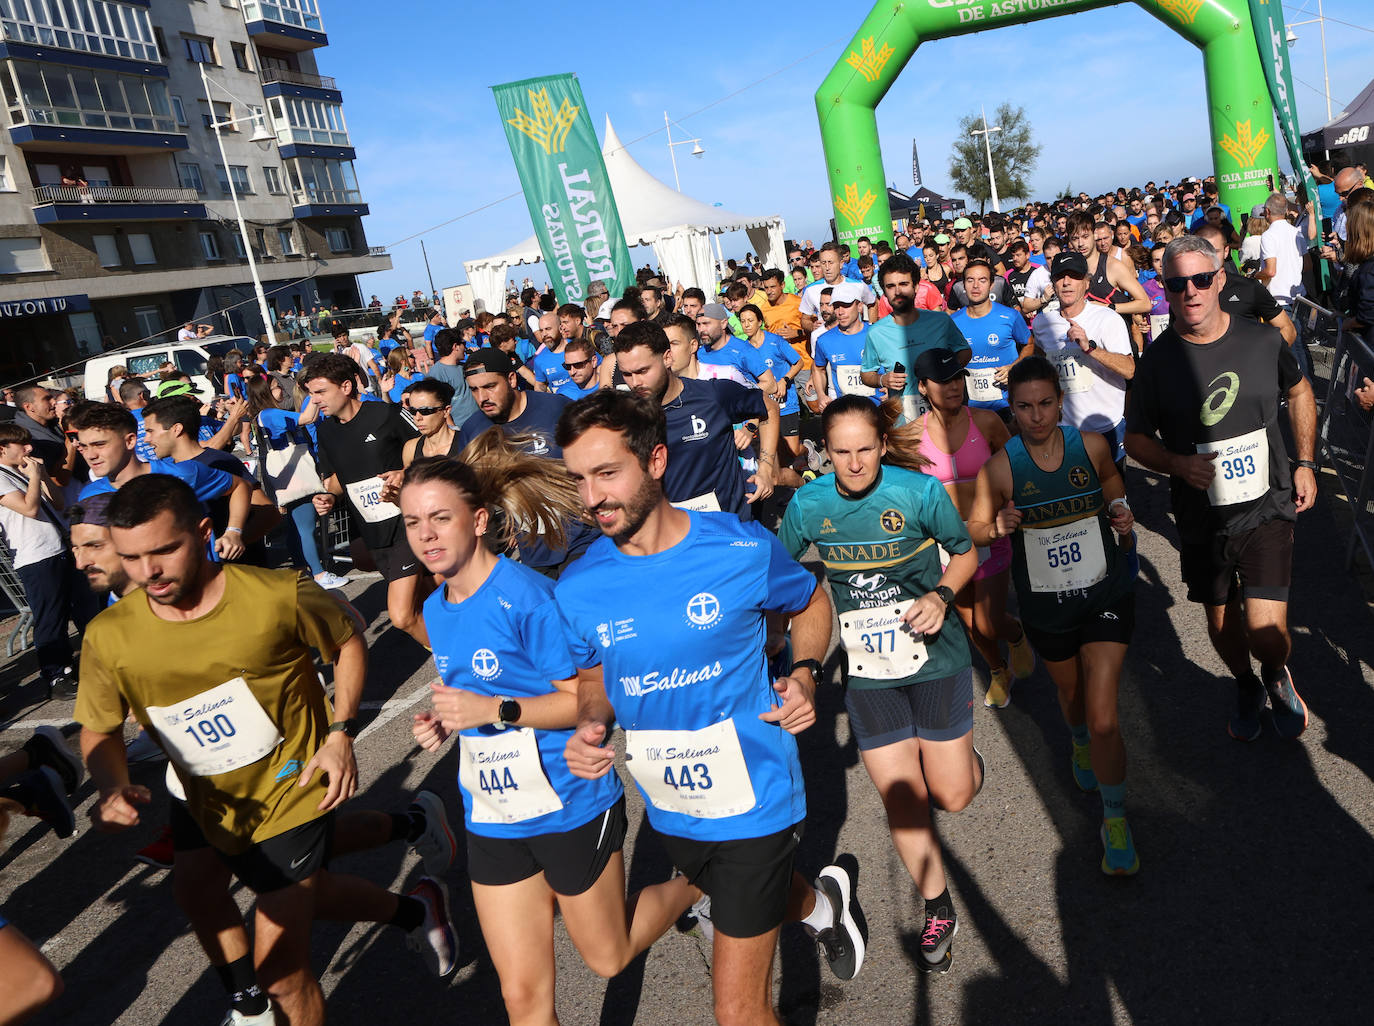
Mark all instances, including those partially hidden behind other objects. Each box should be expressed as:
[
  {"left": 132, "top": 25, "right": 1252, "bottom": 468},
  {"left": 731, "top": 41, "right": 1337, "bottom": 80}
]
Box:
[
  {"left": 971, "top": 104, "right": 1002, "bottom": 213},
  {"left": 1287, "top": 0, "right": 1333, "bottom": 123},
  {"left": 664, "top": 111, "right": 705, "bottom": 192},
  {"left": 201, "top": 63, "right": 278, "bottom": 345}
]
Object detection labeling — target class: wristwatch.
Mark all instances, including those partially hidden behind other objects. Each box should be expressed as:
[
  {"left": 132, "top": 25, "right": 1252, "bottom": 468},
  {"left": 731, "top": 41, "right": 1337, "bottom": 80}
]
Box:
[
  {"left": 790, "top": 658, "right": 824, "bottom": 682},
  {"left": 934, "top": 585, "right": 955, "bottom": 606},
  {"left": 328, "top": 718, "right": 359, "bottom": 738},
  {"left": 496, "top": 697, "right": 521, "bottom": 729},
  {"left": 1085, "top": 339, "right": 1099, "bottom": 352}
]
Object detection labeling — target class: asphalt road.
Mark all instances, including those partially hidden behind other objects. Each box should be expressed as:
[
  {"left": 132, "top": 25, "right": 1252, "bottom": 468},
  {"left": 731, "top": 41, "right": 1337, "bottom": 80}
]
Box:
[{"left": 2, "top": 463, "right": 1373, "bottom": 1026}]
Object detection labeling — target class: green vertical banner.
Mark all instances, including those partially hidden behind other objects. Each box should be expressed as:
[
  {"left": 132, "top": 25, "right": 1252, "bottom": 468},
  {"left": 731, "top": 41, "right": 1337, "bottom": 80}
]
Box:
[
  {"left": 1247, "top": 1, "right": 1323, "bottom": 228},
  {"left": 493, "top": 74, "right": 633, "bottom": 304}
]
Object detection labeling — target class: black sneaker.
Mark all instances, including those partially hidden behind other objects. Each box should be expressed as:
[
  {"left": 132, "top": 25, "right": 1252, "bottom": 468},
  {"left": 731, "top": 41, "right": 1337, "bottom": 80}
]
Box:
[
  {"left": 1228, "top": 677, "right": 1266, "bottom": 742},
  {"left": 20, "top": 767, "right": 76, "bottom": 839},
  {"left": 1265, "top": 667, "right": 1309, "bottom": 740},
  {"left": 810, "top": 864, "right": 866, "bottom": 980},
  {"left": 48, "top": 672, "right": 78, "bottom": 701},
  {"left": 919, "top": 904, "right": 958, "bottom": 973},
  {"left": 22, "top": 726, "right": 83, "bottom": 796}
]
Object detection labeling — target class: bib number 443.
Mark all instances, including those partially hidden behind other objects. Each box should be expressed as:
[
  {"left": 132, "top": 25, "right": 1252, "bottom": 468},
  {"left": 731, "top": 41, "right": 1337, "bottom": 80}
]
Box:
[{"left": 662, "top": 763, "right": 712, "bottom": 791}]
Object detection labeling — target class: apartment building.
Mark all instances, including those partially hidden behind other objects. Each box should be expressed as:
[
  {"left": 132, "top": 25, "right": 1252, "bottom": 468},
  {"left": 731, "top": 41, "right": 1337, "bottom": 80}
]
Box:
[{"left": 0, "top": 0, "right": 391, "bottom": 379}]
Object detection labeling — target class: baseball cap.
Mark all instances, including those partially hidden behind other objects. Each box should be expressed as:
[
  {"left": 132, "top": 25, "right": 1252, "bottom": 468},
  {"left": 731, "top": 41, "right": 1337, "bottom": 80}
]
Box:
[
  {"left": 463, "top": 348, "right": 517, "bottom": 377},
  {"left": 155, "top": 379, "right": 201, "bottom": 398},
  {"left": 1250, "top": 204, "right": 1267, "bottom": 218},
  {"left": 914, "top": 348, "right": 968, "bottom": 384},
  {"left": 830, "top": 282, "right": 865, "bottom": 305},
  {"left": 597, "top": 298, "right": 615, "bottom": 320},
  {"left": 952, "top": 217, "right": 973, "bottom": 230},
  {"left": 700, "top": 302, "right": 731, "bottom": 321},
  {"left": 933, "top": 233, "right": 951, "bottom": 245},
  {"left": 1050, "top": 251, "right": 1090, "bottom": 280}
]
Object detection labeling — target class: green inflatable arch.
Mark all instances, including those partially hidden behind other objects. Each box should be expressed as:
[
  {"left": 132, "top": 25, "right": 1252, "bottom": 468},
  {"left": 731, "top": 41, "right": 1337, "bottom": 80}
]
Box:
[{"left": 816, "top": 0, "right": 1280, "bottom": 247}]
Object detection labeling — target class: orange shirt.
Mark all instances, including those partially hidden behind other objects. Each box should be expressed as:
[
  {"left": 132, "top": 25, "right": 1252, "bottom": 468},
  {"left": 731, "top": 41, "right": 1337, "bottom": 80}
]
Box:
[{"left": 762, "top": 292, "right": 803, "bottom": 340}]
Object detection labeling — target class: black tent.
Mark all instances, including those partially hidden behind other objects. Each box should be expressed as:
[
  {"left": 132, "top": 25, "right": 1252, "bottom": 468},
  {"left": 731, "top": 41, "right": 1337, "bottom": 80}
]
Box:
[
  {"left": 888, "top": 186, "right": 967, "bottom": 222},
  {"left": 1303, "top": 77, "right": 1374, "bottom": 153}
]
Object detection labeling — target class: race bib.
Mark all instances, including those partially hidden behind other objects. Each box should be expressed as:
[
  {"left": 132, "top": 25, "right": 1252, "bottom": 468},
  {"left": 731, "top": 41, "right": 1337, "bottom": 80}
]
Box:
[
  {"left": 839, "top": 603, "right": 929, "bottom": 680},
  {"left": 901, "top": 393, "right": 930, "bottom": 424},
  {"left": 345, "top": 476, "right": 401, "bottom": 523},
  {"left": 1149, "top": 313, "right": 1170, "bottom": 341},
  {"left": 1049, "top": 349, "right": 1093, "bottom": 394},
  {"left": 834, "top": 364, "right": 875, "bottom": 398},
  {"left": 671, "top": 491, "right": 721, "bottom": 513},
  {"left": 624, "top": 720, "right": 756, "bottom": 819},
  {"left": 1023, "top": 521, "right": 1108, "bottom": 593},
  {"left": 458, "top": 728, "right": 565, "bottom": 825},
  {"left": 967, "top": 366, "right": 1003, "bottom": 403},
  {"left": 1199, "top": 427, "right": 1270, "bottom": 506},
  {"left": 146, "top": 677, "right": 283, "bottom": 777}
]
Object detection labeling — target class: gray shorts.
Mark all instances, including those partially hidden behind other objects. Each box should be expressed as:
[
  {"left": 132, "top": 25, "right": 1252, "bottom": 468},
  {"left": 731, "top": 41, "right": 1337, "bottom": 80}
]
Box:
[{"left": 844, "top": 668, "right": 975, "bottom": 749}]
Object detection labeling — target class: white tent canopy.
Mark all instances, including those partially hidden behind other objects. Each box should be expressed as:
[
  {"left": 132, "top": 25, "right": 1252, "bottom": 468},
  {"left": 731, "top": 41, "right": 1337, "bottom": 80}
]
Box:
[{"left": 464, "top": 117, "right": 786, "bottom": 310}]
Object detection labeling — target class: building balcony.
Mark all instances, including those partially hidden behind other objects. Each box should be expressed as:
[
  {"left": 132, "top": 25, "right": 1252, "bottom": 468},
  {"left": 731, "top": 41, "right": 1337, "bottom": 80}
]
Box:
[
  {"left": 0, "top": 1, "right": 165, "bottom": 75},
  {"left": 291, "top": 188, "right": 368, "bottom": 218},
  {"left": 260, "top": 67, "right": 342, "bottom": 103},
  {"left": 30, "top": 184, "right": 206, "bottom": 223},
  {"left": 242, "top": 1, "right": 327, "bottom": 52},
  {"left": 7, "top": 108, "right": 187, "bottom": 153}
]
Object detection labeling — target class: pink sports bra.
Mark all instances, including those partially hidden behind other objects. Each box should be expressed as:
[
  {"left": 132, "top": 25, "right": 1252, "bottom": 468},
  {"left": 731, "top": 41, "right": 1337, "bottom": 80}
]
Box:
[{"left": 915, "top": 411, "right": 993, "bottom": 487}]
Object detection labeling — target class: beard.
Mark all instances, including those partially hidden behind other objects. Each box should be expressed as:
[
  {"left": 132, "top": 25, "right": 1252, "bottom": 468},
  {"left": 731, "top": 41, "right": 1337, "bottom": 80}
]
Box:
[
  {"left": 889, "top": 292, "right": 915, "bottom": 314},
  {"left": 595, "top": 471, "right": 662, "bottom": 545}
]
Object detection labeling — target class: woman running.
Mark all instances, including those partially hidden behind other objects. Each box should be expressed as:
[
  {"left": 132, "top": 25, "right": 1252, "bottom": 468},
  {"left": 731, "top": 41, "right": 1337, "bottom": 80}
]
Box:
[
  {"left": 400, "top": 379, "right": 461, "bottom": 466},
  {"left": 903, "top": 348, "right": 1035, "bottom": 708},
  {"left": 401, "top": 435, "right": 701, "bottom": 1025},
  {"left": 968, "top": 356, "right": 1139, "bottom": 875},
  {"left": 780, "top": 393, "right": 984, "bottom": 974}
]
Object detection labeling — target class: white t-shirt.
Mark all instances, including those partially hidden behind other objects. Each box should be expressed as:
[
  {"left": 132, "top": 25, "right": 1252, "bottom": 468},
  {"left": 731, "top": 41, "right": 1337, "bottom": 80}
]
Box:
[
  {"left": 1258, "top": 218, "right": 1307, "bottom": 304},
  {"left": 799, "top": 278, "right": 874, "bottom": 319},
  {"left": 1239, "top": 234, "right": 1263, "bottom": 266},
  {"left": 1031, "top": 302, "right": 1133, "bottom": 433},
  {"left": 0, "top": 470, "right": 66, "bottom": 569}
]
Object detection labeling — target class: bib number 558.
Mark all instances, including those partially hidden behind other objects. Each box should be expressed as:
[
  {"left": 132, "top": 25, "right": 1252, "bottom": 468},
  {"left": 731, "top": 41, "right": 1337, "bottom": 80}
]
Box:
[{"left": 1045, "top": 542, "right": 1082, "bottom": 569}]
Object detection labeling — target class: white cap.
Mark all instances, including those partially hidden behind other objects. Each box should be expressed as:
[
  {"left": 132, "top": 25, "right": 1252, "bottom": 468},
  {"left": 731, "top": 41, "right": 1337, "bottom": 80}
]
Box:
[
  {"left": 597, "top": 298, "right": 615, "bottom": 320},
  {"left": 829, "top": 282, "right": 865, "bottom": 305}
]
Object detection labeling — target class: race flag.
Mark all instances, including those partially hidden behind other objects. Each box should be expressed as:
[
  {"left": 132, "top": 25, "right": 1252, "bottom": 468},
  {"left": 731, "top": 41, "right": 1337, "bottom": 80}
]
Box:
[
  {"left": 912, "top": 139, "right": 923, "bottom": 190},
  {"left": 492, "top": 74, "right": 633, "bottom": 304}
]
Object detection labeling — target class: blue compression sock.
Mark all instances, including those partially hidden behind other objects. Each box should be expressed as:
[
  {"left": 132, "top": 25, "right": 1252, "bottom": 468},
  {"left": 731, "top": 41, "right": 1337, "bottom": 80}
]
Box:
[
  {"left": 1100, "top": 781, "right": 1126, "bottom": 819},
  {"left": 1070, "top": 724, "right": 1090, "bottom": 747}
]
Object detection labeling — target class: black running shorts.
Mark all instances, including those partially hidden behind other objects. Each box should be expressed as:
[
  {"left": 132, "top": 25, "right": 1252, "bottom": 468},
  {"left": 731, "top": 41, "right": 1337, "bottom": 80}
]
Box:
[
  {"left": 778, "top": 411, "right": 801, "bottom": 437},
  {"left": 466, "top": 798, "right": 626, "bottom": 896},
  {"left": 659, "top": 821, "right": 802, "bottom": 939},
  {"left": 370, "top": 541, "right": 421, "bottom": 583},
  {"left": 844, "top": 669, "right": 975, "bottom": 750},
  {"left": 1180, "top": 517, "right": 1293, "bottom": 607},
  {"left": 169, "top": 797, "right": 209, "bottom": 852},
  {"left": 217, "top": 812, "right": 334, "bottom": 894},
  {"left": 1023, "top": 592, "right": 1135, "bottom": 664}
]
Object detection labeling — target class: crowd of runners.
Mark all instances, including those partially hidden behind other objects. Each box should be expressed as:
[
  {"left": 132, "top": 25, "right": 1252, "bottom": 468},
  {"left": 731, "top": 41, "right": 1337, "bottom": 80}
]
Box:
[{"left": 1, "top": 165, "right": 1365, "bottom": 1025}]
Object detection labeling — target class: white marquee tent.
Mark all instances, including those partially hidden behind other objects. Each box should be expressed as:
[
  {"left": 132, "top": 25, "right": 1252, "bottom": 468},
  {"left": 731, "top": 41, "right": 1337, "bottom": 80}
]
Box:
[{"left": 464, "top": 117, "right": 786, "bottom": 311}]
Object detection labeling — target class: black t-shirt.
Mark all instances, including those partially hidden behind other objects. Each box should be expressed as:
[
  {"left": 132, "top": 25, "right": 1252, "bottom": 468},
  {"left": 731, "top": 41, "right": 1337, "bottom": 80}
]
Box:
[
  {"left": 1126, "top": 317, "right": 1302, "bottom": 542},
  {"left": 1219, "top": 265, "right": 1283, "bottom": 324},
  {"left": 314, "top": 401, "right": 417, "bottom": 549},
  {"left": 662, "top": 377, "right": 768, "bottom": 520}
]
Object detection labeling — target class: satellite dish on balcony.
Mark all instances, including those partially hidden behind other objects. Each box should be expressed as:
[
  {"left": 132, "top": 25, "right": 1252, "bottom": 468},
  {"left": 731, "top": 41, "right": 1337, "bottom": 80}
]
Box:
[{"left": 250, "top": 121, "right": 274, "bottom": 149}]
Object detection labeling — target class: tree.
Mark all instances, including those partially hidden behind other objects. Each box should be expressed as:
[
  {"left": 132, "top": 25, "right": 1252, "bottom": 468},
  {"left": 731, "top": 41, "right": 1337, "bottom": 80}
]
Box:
[{"left": 946, "top": 103, "right": 1041, "bottom": 213}]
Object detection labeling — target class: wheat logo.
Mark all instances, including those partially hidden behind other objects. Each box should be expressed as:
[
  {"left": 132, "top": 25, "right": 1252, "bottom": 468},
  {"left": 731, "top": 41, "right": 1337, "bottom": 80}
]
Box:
[
  {"left": 506, "top": 86, "right": 579, "bottom": 155},
  {"left": 845, "top": 36, "right": 895, "bottom": 83},
  {"left": 1218, "top": 119, "right": 1270, "bottom": 168},
  {"left": 834, "top": 182, "right": 877, "bottom": 227},
  {"left": 1157, "top": 0, "right": 1204, "bottom": 25}
]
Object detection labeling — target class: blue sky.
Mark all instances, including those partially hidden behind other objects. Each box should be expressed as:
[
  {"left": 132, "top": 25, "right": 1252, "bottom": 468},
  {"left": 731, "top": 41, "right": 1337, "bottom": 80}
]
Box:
[{"left": 319, "top": 0, "right": 1374, "bottom": 299}]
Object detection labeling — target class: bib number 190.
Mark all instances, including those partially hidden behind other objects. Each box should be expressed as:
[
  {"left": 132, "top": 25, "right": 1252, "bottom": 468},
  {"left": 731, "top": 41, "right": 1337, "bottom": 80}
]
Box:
[
  {"left": 183, "top": 714, "right": 237, "bottom": 748},
  {"left": 663, "top": 763, "right": 713, "bottom": 791}
]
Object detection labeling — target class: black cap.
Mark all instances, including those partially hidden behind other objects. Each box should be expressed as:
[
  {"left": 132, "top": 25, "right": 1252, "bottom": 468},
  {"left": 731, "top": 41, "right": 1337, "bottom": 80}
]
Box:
[
  {"left": 463, "top": 347, "right": 517, "bottom": 377},
  {"left": 1050, "top": 251, "right": 1089, "bottom": 280},
  {"left": 914, "top": 347, "right": 968, "bottom": 384}
]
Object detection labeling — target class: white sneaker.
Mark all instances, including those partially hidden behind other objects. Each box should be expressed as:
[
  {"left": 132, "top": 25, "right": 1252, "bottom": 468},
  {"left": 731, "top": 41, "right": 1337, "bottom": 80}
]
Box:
[
  {"left": 405, "top": 877, "right": 458, "bottom": 977},
  {"left": 313, "top": 571, "right": 351, "bottom": 590},
  {"left": 688, "top": 892, "right": 714, "bottom": 945},
  {"left": 408, "top": 790, "right": 456, "bottom": 878},
  {"left": 220, "top": 1002, "right": 276, "bottom": 1025}
]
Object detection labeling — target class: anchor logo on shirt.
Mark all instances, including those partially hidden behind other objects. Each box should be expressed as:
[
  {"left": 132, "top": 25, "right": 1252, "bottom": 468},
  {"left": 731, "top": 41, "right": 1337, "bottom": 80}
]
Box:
[
  {"left": 472, "top": 649, "right": 501, "bottom": 681},
  {"left": 685, "top": 592, "right": 721, "bottom": 629}
]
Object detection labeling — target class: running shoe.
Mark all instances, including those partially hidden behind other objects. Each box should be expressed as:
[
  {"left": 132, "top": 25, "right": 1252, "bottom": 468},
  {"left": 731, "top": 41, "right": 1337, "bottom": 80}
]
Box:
[
  {"left": 972, "top": 746, "right": 986, "bottom": 802},
  {"left": 220, "top": 1003, "right": 276, "bottom": 1025},
  {"left": 409, "top": 790, "right": 456, "bottom": 878},
  {"left": 918, "top": 905, "right": 958, "bottom": 973},
  {"left": 125, "top": 730, "right": 167, "bottom": 764},
  {"left": 134, "top": 825, "right": 175, "bottom": 870},
  {"left": 687, "top": 892, "right": 714, "bottom": 945},
  {"left": 1265, "top": 667, "right": 1309, "bottom": 740},
  {"left": 1227, "top": 677, "right": 1266, "bottom": 743},
  {"left": 1100, "top": 817, "right": 1140, "bottom": 876},
  {"left": 23, "top": 725, "right": 83, "bottom": 796},
  {"left": 984, "top": 667, "right": 1012, "bottom": 709},
  {"left": 48, "top": 671, "right": 78, "bottom": 701},
  {"left": 21, "top": 767, "right": 75, "bottom": 839},
  {"left": 801, "top": 470, "right": 818, "bottom": 484},
  {"left": 802, "top": 438, "right": 823, "bottom": 473},
  {"left": 313, "top": 571, "right": 351, "bottom": 590},
  {"left": 811, "top": 864, "right": 866, "bottom": 981},
  {"left": 1070, "top": 742, "right": 1098, "bottom": 793},
  {"left": 405, "top": 877, "right": 457, "bottom": 977},
  {"left": 1008, "top": 621, "right": 1035, "bottom": 680}
]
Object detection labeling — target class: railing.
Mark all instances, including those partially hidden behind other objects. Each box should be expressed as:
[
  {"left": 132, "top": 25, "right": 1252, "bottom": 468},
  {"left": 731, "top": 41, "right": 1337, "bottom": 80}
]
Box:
[
  {"left": 31, "top": 184, "right": 201, "bottom": 205},
  {"left": 242, "top": 0, "right": 324, "bottom": 33},
  {"left": 291, "top": 187, "right": 362, "bottom": 206},
  {"left": 260, "top": 67, "right": 337, "bottom": 90},
  {"left": 368, "top": 246, "right": 388, "bottom": 257}
]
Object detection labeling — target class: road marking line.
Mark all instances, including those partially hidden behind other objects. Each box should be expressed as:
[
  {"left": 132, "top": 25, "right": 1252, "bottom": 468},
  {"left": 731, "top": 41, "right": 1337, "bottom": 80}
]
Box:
[{"left": 356, "top": 682, "right": 432, "bottom": 743}]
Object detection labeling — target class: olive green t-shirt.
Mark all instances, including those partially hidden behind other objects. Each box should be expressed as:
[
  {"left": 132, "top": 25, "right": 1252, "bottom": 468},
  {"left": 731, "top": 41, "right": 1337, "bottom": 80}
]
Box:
[{"left": 76, "top": 565, "right": 355, "bottom": 854}]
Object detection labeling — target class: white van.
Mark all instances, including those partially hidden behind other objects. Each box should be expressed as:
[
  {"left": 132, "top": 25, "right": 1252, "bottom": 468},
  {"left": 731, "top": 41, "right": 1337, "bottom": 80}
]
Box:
[{"left": 83, "top": 335, "right": 258, "bottom": 401}]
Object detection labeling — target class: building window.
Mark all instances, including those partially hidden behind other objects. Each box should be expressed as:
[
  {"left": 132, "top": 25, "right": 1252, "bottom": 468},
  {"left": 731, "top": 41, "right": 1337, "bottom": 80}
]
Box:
[
  {"left": 231, "top": 42, "right": 250, "bottom": 71},
  {"left": 0, "top": 155, "right": 10, "bottom": 191},
  {"left": 6, "top": 61, "right": 177, "bottom": 134},
  {"left": 254, "top": 228, "right": 268, "bottom": 257},
  {"left": 215, "top": 164, "right": 253, "bottom": 194},
  {"left": 94, "top": 234, "right": 121, "bottom": 267},
  {"left": 200, "top": 231, "right": 222, "bottom": 261},
  {"left": 243, "top": 0, "right": 323, "bottom": 33},
  {"left": 178, "top": 162, "right": 205, "bottom": 193},
  {"left": 128, "top": 233, "right": 156, "bottom": 265},
  {"left": 262, "top": 166, "right": 283, "bottom": 194},
  {"left": 284, "top": 156, "right": 360, "bottom": 204},
  {"left": 201, "top": 100, "right": 234, "bottom": 131},
  {"left": 325, "top": 228, "right": 351, "bottom": 252},
  {"left": 0, "top": 239, "right": 49, "bottom": 274},
  {"left": 230, "top": 233, "right": 246, "bottom": 258},
  {"left": 184, "top": 35, "right": 216, "bottom": 64},
  {"left": 134, "top": 306, "right": 163, "bottom": 341},
  {"left": 267, "top": 94, "right": 348, "bottom": 147},
  {"left": 1, "top": 1, "right": 161, "bottom": 63},
  {"left": 171, "top": 95, "right": 187, "bottom": 126},
  {"left": 277, "top": 227, "right": 298, "bottom": 255}
]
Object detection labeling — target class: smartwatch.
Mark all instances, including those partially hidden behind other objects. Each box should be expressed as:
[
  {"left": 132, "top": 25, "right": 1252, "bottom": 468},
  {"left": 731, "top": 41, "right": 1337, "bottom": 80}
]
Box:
[
  {"left": 328, "top": 718, "right": 359, "bottom": 738},
  {"left": 790, "top": 658, "right": 825, "bottom": 682},
  {"left": 497, "top": 697, "right": 522, "bottom": 729},
  {"left": 934, "top": 585, "right": 955, "bottom": 606}
]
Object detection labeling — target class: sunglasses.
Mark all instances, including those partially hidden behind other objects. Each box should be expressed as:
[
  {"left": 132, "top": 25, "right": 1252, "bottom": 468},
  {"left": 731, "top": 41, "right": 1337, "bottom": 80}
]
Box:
[
  {"left": 410, "top": 405, "right": 446, "bottom": 416},
  {"left": 563, "top": 357, "right": 593, "bottom": 371},
  {"left": 1163, "top": 270, "right": 1220, "bottom": 293}
]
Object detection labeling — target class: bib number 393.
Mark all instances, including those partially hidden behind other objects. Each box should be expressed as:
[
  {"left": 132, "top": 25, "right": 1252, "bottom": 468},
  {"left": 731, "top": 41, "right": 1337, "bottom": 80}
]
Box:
[
  {"left": 345, "top": 476, "right": 401, "bottom": 523},
  {"left": 1023, "top": 521, "right": 1108, "bottom": 593},
  {"left": 624, "top": 720, "right": 756, "bottom": 819},
  {"left": 458, "top": 728, "right": 565, "bottom": 824},
  {"left": 839, "top": 603, "right": 929, "bottom": 680},
  {"left": 1199, "top": 427, "right": 1270, "bottom": 507},
  {"left": 146, "top": 677, "right": 283, "bottom": 777}
]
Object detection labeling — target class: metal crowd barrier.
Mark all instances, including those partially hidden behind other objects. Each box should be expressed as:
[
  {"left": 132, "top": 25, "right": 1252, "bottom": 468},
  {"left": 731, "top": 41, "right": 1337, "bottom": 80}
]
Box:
[
  {"left": 0, "top": 545, "right": 33, "bottom": 658},
  {"left": 1303, "top": 295, "right": 1374, "bottom": 571}
]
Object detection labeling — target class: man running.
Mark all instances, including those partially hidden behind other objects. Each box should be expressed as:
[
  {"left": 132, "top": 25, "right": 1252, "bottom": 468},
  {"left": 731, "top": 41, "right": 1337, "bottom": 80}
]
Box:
[
  {"left": 800, "top": 242, "right": 874, "bottom": 336},
  {"left": 555, "top": 337, "right": 602, "bottom": 400},
  {"left": 555, "top": 391, "right": 866, "bottom": 1025},
  {"left": 950, "top": 259, "right": 1032, "bottom": 418},
  {"left": 812, "top": 283, "right": 875, "bottom": 408},
  {"left": 1124, "top": 235, "right": 1317, "bottom": 740}
]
